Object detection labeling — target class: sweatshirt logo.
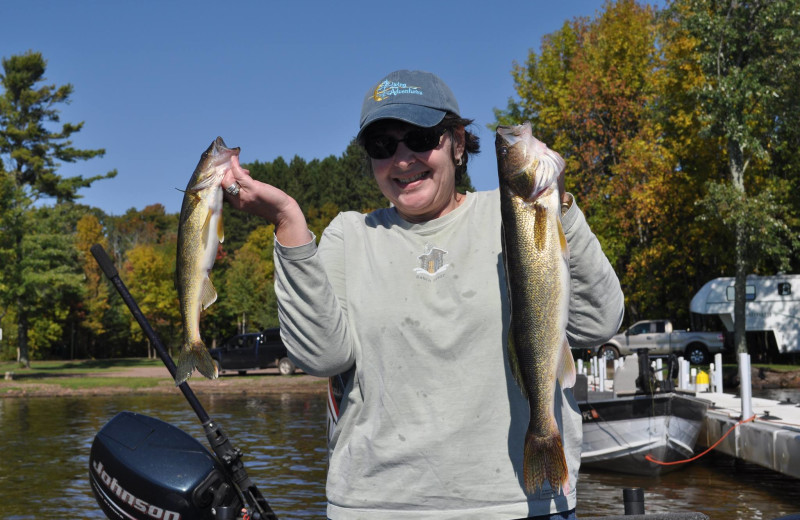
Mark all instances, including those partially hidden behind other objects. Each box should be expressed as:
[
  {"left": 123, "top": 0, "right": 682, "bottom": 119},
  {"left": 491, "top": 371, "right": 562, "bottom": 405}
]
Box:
[
  {"left": 373, "top": 80, "right": 424, "bottom": 101},
  {"left": 415, "top": 245, "right": 448, "bottom": 278}
]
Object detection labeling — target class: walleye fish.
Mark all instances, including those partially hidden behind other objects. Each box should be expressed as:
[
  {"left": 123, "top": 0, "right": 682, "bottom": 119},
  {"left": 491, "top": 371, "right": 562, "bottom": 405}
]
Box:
[
  {"left": 175, "top": 137, "right": 239, "bottom": 384},
  {"left": 495, "top": 122, "right": 576, "bottom": 496}
]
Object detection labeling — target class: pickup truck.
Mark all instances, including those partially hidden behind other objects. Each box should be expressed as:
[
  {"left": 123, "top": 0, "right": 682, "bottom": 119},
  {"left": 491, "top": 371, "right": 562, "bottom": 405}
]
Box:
[
  {"left": 598, "top": 319, "right": 725, "bottom": 365},
  {"left": 209, "top": 328, "right": 296, "bottom": 376}
]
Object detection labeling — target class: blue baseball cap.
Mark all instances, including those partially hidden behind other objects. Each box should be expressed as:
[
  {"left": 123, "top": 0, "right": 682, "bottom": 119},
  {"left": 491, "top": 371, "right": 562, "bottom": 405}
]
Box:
[{"left": 358, "top": 70, "right": 460, "bottom": 139}]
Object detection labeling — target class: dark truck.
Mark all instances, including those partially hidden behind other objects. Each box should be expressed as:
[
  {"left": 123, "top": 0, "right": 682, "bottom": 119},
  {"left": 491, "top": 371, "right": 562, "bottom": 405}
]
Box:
[{"left": 209, "top": 328, "right": 296, "bottom": 376}]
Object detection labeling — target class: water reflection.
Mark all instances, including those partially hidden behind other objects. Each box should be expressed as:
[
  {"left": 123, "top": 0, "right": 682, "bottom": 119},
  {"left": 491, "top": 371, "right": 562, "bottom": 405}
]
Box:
[
  {"left": 0, "top": 393, "right": 328, "bottom": 520},
  {"left": 1, "top": 391, "right": 798, "bottom": 519},
  {"left": 577, "top": 453, "right": 800, "bottom": 519},
  {"left": 578, "top": 387, "right": 800, "bottom": 519}
]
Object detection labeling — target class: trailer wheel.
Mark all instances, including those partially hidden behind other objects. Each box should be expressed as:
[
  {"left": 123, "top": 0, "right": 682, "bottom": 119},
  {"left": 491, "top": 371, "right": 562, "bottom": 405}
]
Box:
[
  {"left": 685, "top": 344, "right": 709, "bottom": 365},
  {"left": 278, "top": 357, "right": 296, "bottom": 376}
]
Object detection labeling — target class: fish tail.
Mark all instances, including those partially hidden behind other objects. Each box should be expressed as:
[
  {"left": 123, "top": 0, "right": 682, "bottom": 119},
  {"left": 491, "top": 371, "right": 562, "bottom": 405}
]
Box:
[
  {"left": 175, "top": 341, "right": 218, "bottom": 385},
  {"left": 523, "top": 428, "right": 570, "bottom": 496}
]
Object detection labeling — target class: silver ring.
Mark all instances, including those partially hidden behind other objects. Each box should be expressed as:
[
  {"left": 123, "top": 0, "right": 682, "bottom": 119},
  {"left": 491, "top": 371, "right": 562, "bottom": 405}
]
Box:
[{"left": 225, "top": 183, "right": 240, "bottom": 196}]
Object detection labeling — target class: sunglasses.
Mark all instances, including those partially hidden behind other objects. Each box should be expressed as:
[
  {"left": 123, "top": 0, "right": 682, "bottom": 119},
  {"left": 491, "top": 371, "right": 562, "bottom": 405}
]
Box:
[{"left": 363, "top": 127, "right": 448, "bottom": 159}]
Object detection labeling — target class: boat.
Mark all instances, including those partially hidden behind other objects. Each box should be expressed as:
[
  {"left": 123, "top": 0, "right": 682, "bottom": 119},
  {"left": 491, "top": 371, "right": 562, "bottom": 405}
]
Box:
[{"left": 574, "top": 350, "right": 711, "bottom": 475}]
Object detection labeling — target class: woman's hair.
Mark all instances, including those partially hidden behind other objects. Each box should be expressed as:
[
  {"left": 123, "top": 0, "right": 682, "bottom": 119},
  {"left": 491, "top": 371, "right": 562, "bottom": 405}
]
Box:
[
  {"left": 439, "top": 113, "right": 480, "bottom": 184},
  {"left": 359, "top": 112, "right": 481, "bottom": 185}
]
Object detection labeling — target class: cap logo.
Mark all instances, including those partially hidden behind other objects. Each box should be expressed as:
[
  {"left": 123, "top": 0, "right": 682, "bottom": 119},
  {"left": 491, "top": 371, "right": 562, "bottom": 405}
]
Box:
[{"left": 373, "top": 80, "right": 424, "bottom": 102}]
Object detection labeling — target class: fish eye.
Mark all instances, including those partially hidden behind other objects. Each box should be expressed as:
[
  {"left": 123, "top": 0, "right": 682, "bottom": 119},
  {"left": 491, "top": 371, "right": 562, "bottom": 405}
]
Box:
[{"left": 500, "top": 146, "right": 508, "bottom": 157}]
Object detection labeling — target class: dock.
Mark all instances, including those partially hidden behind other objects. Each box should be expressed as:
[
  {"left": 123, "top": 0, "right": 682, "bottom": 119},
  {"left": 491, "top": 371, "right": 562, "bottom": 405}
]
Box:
[
  {"left": 579, "top": 352, "right": 800, "bottom": 479},
  {"left": 696, "top": 390, "right": 800, "bottom": 479}
]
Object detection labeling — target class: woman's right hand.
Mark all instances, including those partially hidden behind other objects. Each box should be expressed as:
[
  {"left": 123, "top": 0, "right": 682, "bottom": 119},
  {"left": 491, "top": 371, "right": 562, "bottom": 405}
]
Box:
[{"left": 222, "top": 155, "right": 313, "bottom": 246}]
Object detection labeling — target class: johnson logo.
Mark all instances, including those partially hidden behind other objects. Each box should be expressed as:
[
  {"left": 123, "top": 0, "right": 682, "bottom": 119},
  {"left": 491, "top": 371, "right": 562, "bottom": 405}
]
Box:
[
  {"left": 373, "top": 80, "right": 424, "bottom": 101},
  {"left": 92, "top": 459, "right": 181, "bottom": 520}
]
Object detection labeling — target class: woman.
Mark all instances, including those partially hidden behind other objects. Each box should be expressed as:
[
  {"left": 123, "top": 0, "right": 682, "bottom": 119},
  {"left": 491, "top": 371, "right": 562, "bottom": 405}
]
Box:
[{"left": 222, "top": 69, "right": 624, "bottom": 520}]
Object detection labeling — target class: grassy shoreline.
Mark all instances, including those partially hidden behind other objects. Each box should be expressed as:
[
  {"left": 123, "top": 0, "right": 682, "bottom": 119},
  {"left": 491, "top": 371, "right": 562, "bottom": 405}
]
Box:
[
  {"left": 0, "top": 358, "right": 327, "bottom": 397},
  {"left": 2, "top": 357, "right": 798, "bottom": 398}
]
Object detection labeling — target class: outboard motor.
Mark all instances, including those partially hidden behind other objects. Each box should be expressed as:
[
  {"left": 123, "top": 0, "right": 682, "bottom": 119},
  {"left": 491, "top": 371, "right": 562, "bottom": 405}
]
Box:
[{"left": 90, "top": 412, "right": 241, "bottom": 520}]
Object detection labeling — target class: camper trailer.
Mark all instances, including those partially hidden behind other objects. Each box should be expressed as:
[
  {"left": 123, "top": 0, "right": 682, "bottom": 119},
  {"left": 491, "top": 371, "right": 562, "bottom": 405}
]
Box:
[{"left": 690, "top": 275, "right": 800, "bottom": 355}]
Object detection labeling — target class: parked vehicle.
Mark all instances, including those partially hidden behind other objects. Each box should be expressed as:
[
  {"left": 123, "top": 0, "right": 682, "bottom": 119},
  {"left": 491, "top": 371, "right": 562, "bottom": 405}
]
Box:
[
  {"left": 690, "top": 274, "right": 800, "bottom": 356},
  {"left": 209, "top": 328, "right": 296, "bottom": 375},
  {"left": 599, "top": 319, "right": 725, "bottom": 364}
]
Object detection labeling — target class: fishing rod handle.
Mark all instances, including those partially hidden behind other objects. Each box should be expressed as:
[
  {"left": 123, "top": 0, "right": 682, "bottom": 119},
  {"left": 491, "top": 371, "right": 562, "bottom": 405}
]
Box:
[{"left": 91, "top": 243, "right": 119, "bottom": 279}]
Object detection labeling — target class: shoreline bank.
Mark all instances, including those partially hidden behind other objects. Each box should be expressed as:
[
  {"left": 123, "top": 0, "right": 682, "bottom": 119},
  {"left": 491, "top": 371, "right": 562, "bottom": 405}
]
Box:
[{"left": 0, "top": 364, "right": 328, "bottom": 398}]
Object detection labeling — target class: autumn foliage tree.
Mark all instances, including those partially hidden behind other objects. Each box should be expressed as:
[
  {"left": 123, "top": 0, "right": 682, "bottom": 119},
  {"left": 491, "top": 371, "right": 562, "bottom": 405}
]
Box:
[
  {"left": 75, "top": 213, "right": 111, "bottom": 355},
  {"left": 124, "top": 243, "right": 181, "bottom": 357},
  {"left": 495, "top": 0, "right": 800, "bottom": 341},
  {"left": 496, "top": 0, "right": 695, "bottom": 322}
]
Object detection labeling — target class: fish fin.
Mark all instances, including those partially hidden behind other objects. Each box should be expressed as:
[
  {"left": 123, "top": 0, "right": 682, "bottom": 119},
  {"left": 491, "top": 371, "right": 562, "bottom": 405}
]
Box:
[
  {"left": 557, "top": 219, "right": 569, "bottom": 262},
  {"left": 558, "top": 338, "right": 577, "bottom": 389},
  {"left": 188, "top": 175, "right": 220, "bottom": 192},
  {"left": 507, "top": 331, "right": 527, "bottom": 396},
  {"left": 175, "top": 341, "right": 219, "bottom": 385},
  {"left": 217, "top": 212, "right": 224, "bottom": 243},
  {"left": 523, "top": 426, "right": 570, "bottom": 496},
  {"left": 201, "top": 277, "right": 218, "bottom": 310},
  {"left": 202, "top": 206, "right": 213, "bottom": 245}
]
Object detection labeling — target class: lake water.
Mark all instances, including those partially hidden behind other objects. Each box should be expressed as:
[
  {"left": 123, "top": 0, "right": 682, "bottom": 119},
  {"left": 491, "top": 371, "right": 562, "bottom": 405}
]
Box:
[{"left": 0, "top": 389, "right": 798, "bottom": 519}]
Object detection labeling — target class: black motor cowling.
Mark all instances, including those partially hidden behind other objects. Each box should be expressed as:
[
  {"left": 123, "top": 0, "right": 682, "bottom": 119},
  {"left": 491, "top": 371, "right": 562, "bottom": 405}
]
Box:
[{"left": 90, "top": 411, "right": 237, "bottom": 520}]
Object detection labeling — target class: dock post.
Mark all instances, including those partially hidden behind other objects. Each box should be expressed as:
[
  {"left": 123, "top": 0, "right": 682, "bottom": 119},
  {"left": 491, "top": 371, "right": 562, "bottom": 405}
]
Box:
[
  {"left": 714, "top": 353, "right": 723, "bottom": 393},
  {"left": 623, "top": 487, "right": 645, "bottom": 515},
  {"left": 739, "top": 352, "right": 754, "bottom": 419},
  {"left": 654, "top": 358, "right": 663, "bottom": 381},
  {"left": 577, "top": 359, "right": 584, "bottom": 377},
  {"left": 678, "top": 357, "right": 690, "bottom": 390},
  {"left": 599, "top": 356, "right": 606, "bottom": 391},
  {"left": 709, "top": 362, "right": 715, "bottom": 392}
]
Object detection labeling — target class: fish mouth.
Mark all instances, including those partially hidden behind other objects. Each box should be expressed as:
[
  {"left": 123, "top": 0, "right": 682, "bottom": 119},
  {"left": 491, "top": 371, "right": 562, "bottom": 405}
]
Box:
[
  {"left": 496, "top": 122, "right": 532, "bottom": 146},
  {"left": 211, "top": 137, "right": 240, "bottom": 157},
  {"left": 210, "top": 136, "right": 241, "bottom": 163}
]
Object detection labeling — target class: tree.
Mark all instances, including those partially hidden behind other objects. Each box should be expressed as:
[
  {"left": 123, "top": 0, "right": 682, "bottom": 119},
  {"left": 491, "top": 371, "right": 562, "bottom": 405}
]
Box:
[
  {"left": 0, "top": 51, "right": 116, "bottom": 366},
  {"left": 125, "top": 243, "right": 181, "bottom": 356},
  {"left": 664, "top": 0, "right": 800, "bottom": 354},
  {"left": 495, "top": 0, "right": 688, "bottom": 322},
  {"left": 105, "top": 203, "right": 177, "bottom": 267},
  {"left": 75, "top": 212, "right": 111, "bottom": 356},
  {"left": 19, "top": 204, "right": 86, "bottom": 359},
  {"left": 222, "top": 226, "right": 279, "bottom": 333}
]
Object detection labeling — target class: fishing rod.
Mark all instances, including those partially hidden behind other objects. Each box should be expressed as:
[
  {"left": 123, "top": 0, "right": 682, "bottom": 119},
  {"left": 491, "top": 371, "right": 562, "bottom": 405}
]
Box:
[{"left": 90, "top": 243, "right": 278, "bottom": 520}]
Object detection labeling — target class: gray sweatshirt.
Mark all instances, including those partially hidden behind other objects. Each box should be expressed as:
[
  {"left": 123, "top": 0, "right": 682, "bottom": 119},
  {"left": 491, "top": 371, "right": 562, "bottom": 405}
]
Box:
[{"left": 274, "top": 189, "right": 624, "bottom": 519}]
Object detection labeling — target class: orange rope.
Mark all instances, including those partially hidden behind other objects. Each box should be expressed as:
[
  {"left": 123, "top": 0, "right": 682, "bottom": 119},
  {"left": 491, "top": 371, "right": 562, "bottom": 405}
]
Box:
[{"left": 645, "top": 415, "right": 757, "bottom": 466}]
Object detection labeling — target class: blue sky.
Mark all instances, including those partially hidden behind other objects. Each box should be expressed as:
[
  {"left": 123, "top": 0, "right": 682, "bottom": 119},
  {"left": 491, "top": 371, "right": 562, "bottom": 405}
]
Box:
[{"left": 2, "top": 1, "right": 610, "bottom": 215}]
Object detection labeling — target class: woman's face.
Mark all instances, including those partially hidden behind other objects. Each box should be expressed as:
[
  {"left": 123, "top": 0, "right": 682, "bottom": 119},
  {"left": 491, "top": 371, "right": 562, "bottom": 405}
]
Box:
[{"left": 367, "top": 121, "right": 465, "bottom": 223}]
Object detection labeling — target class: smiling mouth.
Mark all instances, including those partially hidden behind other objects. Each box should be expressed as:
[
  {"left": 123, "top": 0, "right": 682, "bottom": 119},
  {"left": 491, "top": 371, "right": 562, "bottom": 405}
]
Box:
[{"left": 396, "top": 171, "right": 429, "bottom": 185}]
